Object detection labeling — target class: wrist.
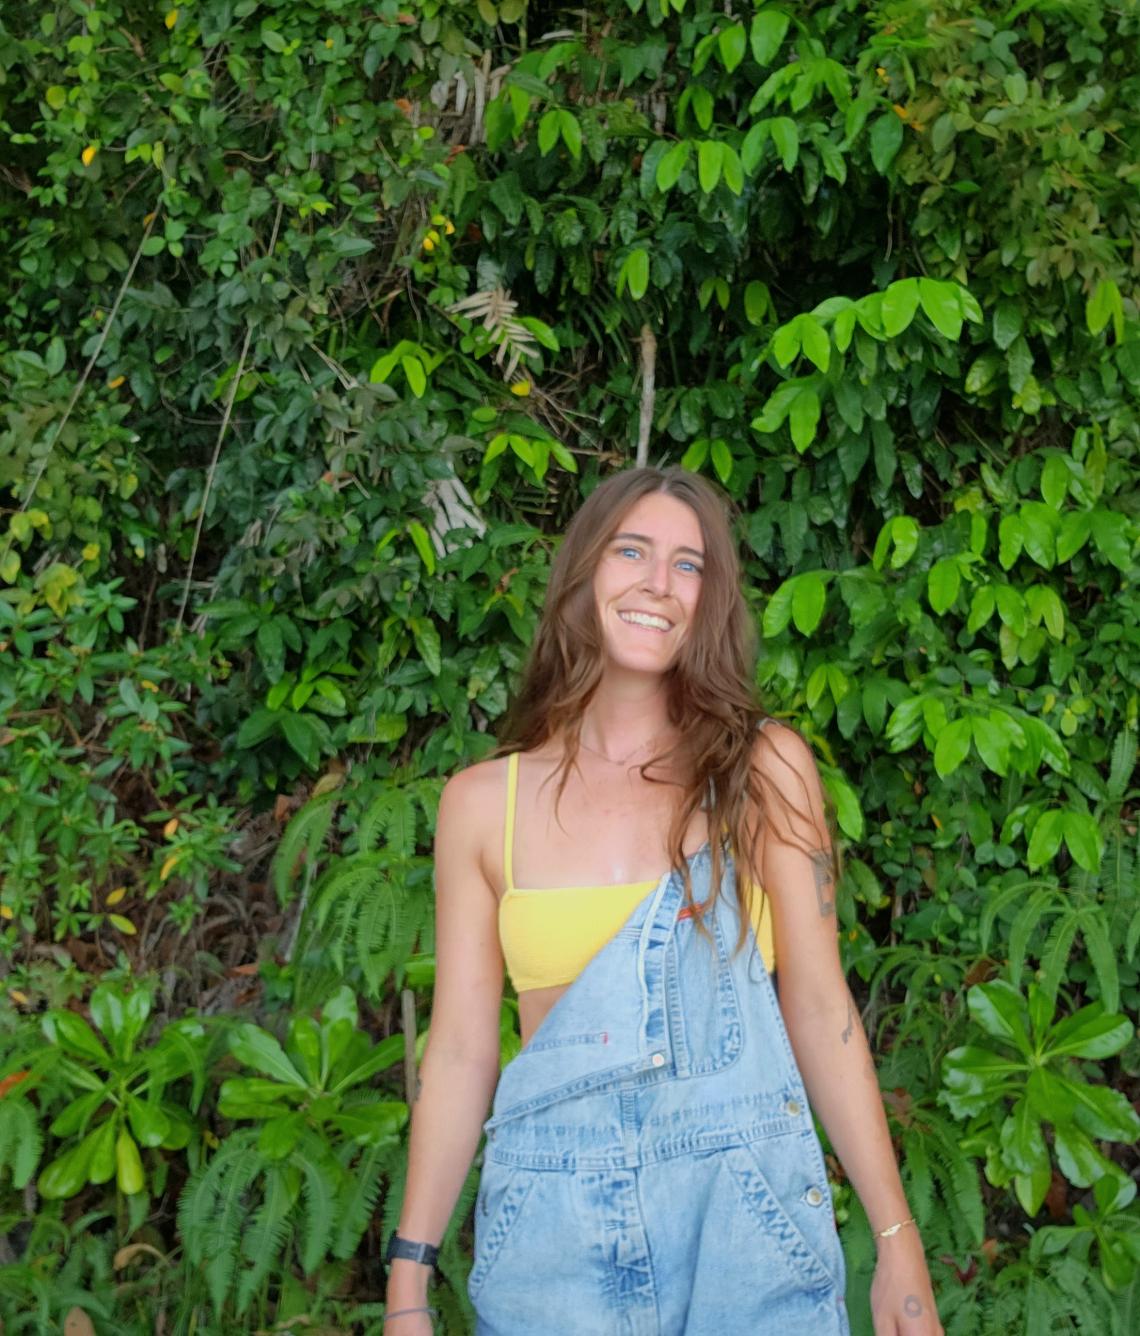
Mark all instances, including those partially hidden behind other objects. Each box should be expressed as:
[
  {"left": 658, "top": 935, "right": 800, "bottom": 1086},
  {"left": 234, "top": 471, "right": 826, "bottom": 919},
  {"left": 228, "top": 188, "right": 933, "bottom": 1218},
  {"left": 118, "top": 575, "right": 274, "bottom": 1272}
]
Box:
[{"left": 386, "top": 1257, "right": 432, "bottom": 1301}]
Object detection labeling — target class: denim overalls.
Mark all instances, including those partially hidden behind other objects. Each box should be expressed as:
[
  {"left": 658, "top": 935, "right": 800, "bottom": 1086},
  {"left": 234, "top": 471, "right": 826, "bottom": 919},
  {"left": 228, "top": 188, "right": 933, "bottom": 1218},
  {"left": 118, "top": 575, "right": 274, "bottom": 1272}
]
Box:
[{"left": 470, "top": 844, "right": 850, "bottom": 1335}]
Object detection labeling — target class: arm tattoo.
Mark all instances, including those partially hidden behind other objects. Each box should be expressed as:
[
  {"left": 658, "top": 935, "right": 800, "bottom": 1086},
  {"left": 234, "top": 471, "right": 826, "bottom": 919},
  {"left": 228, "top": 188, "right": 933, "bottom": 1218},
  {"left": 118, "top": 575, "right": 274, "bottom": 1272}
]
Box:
[
  {"left": 810, "top": 849, "right": 835, "bottom": 917},
  {"left": 904, "top": 1296, "right": 924, "bottom": 1318},
  {"left": 841, "top": 996, "right": 855, "bottom": 1045}
]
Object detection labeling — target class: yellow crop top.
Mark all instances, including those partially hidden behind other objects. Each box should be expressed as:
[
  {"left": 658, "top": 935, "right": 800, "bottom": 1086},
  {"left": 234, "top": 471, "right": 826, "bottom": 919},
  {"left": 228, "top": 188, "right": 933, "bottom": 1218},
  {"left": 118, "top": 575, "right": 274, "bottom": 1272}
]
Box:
[{"left": 498, "top": 752, "right": 776, "bottom": 992}]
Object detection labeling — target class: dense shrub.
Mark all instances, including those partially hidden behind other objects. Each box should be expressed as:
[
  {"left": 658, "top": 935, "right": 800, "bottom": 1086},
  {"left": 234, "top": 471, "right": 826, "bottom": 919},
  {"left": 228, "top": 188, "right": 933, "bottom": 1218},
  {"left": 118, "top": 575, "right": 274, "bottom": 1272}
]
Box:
[{"left": 1, "top": 0, "right": 1138, "bottom": 1331}]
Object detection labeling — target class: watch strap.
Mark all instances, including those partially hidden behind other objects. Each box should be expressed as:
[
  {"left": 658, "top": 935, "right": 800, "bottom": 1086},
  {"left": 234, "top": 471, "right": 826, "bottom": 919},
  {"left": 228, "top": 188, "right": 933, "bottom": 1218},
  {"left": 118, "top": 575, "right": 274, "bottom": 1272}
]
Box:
[{"left": 385, "top": 1234, "right": 440, "bottom": 1268}]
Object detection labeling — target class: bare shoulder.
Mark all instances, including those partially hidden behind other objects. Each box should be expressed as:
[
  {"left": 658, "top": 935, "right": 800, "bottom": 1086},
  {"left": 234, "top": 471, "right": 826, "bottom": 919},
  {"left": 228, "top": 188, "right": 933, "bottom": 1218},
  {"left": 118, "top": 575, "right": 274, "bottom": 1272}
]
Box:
[
  {"left": 750, "top": 720, "right": 828, "bottom": 846},
  {"left": 438, "top": 754, "right": 509, "bottom": 839}
]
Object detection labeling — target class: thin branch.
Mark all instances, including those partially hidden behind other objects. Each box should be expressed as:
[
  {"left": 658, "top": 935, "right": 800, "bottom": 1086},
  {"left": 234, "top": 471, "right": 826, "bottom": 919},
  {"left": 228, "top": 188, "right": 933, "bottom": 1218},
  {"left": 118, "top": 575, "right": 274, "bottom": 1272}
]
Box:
[
  {"left": 174, "top": 320, "right": 253, "bottom": 630},
  {"left": 636, "top": 323, "right": 657, "bottom": 468},
  {"left": 6, "top": 206, "right": 161, "bottom": 543}
]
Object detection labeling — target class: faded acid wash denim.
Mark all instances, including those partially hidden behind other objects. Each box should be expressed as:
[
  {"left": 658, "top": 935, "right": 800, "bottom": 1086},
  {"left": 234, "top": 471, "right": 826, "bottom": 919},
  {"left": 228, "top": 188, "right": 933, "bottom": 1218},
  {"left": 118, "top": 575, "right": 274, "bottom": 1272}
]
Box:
[{"left": 470, "top": 844, "right": 850, "bottom": 1335}]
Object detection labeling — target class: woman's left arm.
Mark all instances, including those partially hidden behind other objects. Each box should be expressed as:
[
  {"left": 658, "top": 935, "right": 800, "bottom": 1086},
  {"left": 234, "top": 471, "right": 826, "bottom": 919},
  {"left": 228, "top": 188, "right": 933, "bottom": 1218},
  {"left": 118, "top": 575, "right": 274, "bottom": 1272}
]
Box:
[{"left": 754, "top": 724, "right": 943, "bottom": 1336}]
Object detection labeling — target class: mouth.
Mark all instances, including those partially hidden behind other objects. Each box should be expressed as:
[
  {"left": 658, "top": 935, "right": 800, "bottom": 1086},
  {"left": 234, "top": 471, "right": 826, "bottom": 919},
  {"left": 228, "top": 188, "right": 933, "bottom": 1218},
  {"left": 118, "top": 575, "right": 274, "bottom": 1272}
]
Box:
[{"left": 618, "top": 610, "right": 673, "bottom": 632}]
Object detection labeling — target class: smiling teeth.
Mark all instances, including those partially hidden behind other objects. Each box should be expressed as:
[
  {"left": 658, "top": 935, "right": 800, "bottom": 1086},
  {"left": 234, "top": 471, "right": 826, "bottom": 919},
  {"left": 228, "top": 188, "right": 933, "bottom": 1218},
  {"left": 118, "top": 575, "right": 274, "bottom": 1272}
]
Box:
[{"left": 620, "top": 611, "right": 671, "bottom": 630}]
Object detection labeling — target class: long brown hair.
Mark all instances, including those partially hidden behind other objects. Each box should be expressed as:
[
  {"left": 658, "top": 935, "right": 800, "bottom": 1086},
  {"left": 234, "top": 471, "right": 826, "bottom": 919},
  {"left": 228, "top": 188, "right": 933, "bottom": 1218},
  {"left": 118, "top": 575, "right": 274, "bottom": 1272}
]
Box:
[{"left": 498, "top": 466, "right": 771, "bottom": 932}]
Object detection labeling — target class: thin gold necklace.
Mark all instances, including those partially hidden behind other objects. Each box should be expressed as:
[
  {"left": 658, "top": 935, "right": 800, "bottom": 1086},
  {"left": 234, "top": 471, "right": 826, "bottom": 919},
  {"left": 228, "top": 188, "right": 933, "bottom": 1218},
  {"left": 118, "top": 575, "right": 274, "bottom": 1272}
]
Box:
[{"left": 577, "top": 733, "right": 663, "bottom": 767}]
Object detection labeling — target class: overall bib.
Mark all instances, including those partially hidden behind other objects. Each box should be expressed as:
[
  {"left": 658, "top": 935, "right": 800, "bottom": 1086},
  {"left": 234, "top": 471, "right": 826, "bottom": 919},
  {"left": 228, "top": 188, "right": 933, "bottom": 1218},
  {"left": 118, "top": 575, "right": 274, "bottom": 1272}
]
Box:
[{"left": 469, "top": 844, "right": 850, "bottom": 1335}]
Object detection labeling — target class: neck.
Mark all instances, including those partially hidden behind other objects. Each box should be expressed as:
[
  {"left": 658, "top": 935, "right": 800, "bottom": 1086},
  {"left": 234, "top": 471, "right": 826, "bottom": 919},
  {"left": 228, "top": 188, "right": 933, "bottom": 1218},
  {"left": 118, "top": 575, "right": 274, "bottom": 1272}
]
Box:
[{"left": 578, "top": 670, "right": 672, "bottom": 759}]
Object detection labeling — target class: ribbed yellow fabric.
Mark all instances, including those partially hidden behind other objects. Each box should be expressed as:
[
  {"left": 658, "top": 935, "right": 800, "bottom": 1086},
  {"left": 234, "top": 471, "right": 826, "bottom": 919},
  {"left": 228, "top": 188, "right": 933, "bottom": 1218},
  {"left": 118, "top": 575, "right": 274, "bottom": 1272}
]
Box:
[{"left": 499, "top": 752, "right": 776, "bottom": 992}]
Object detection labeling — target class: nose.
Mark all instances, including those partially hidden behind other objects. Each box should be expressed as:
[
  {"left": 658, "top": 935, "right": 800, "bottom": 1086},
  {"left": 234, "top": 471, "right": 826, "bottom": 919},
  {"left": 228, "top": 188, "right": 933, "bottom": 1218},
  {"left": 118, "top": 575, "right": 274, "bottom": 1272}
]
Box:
[{"left": 640, "top": 554, "right": 671, "bottom": 597}]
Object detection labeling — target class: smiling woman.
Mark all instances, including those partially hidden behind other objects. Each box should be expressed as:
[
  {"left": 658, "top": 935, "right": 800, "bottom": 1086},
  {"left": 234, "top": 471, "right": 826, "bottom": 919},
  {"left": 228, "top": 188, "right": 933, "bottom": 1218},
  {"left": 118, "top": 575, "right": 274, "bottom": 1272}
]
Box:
[{"left": 385, "top": 467, "right": 942, "bottom": 1336}]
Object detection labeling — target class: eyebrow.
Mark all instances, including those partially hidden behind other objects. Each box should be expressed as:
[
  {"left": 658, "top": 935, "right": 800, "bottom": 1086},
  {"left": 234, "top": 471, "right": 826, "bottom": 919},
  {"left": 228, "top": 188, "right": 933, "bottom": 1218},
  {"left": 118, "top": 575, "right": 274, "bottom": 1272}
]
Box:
[{"left": 612, "top": 531, "right": 705, "bottom": 560}]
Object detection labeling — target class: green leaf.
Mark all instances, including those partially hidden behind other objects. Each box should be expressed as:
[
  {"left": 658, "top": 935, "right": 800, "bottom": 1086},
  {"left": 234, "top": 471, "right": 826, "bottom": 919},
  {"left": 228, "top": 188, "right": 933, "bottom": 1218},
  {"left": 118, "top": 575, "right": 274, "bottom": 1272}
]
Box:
[
  {"left": 42, "top": 1011, "right": 110, "bottom": 1066},
  {"left": 407, "top": 521, "right": 436, "bottom": 575},
  {"left": 1062, "top": 809, "right": 1101, "bottom": 871},
  {"left": 769, "top": 117, "right": 798, "bottom": 172},
  {"left": 698, "top": 139, "right": 724, "bottom": 192},
  {"left": 45, "top": 85, "right": 67, "bottom": 111},
  {"left": 918, "top": 278, "right": 963, "bottom": 340},
  {"left": 537, "top": 109, "right": 559, "bottom": 155},
  {"left": 750, "top": 9, "right": 790, "bottom": 64},
  {"left": 401, "top": 355, "right": 426, "bottom": 398},
  {"left": 411, "top": 618, "right": 442, "bottom": 676},
  {"left": 869, "top": 112, "right": 904, "bottom": 174},
  {"left": 927, "top": 558, "right": 960, "bottom": 614},
  {"left": 881, "top": 278, "right": 920, "bottom": 337},
  {"left": 621, "top": 248, "right": 650, "bottom": 301},
  {"left": 934, "top": 717, "right": 972, "bottom": 778},
  {"left": 280, "top": 712, "right": 322, "bottom": 769},
  {"left": 992, "top": 300, "right": 1023, "bottom": 350},
  {"left": 967, "top": 981, "right": 1032, "bottom": 1056},
  {"left": 656, "top": 140, "right": 690, "bottom": 192},
  {"left": 230, "top": 1025, "right": 307, "bottom": 1088},
  {"left": 1040, "top": 455, "right": 1070, "bottom": 509},
  {"left": 1090, "top": 509, "right": 1132, "bottom": 571},
  {"left": 771, "top": 318, "right": 802, "bottom": 368},
  {"left": 999, "top": 1096, "right": 1048, "bottom": 1176},
  {"left": 762, "top": 579, "right": 795, "bottom": 638},
  {"left": 717, "top": 23, "right": 747, "bottom": 72},
  {"left": 790, "top": 572, "right": 826, "bottom": 635},
  {"left": 710, "top": 439, "right": 733, "bottom": 484},
  {"left": 1086, "top": 278, "right": 1124, "bottom": 341},
  {"left": 558, "top": 110, "right": 582, "bottom": 159},
  {"left": 799, "top": 317, "right": 830, "bottom": 373},
  {"left": 1027, "top": 810, "right": 1064, "bottom": 870},
  {"left": 1046, "top": 1006, "right": 1133, "bottom": 1061},
  {"left": 788, "top": 386, "right": 820, "bottom": 451}
]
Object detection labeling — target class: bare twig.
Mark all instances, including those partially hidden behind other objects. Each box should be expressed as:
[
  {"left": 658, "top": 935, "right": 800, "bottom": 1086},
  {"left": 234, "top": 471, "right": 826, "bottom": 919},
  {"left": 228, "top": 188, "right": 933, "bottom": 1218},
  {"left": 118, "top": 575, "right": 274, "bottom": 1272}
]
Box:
[
  {"left": 6, "top": 207, "right": 161, "bottom": 545},
  {"left": 636, "top": 324, "right": 657, "bottom": 468}
]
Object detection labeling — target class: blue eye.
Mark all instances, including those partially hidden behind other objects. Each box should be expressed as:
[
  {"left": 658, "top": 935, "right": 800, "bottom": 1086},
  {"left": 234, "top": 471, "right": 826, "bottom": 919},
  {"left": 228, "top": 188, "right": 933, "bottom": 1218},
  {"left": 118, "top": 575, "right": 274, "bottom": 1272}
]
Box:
[
  {"left": 677, "top": 560, "right": 703, "bottom": 575},
  {"left": 617, "top": 546, "right": 641, "bottom": 559}
]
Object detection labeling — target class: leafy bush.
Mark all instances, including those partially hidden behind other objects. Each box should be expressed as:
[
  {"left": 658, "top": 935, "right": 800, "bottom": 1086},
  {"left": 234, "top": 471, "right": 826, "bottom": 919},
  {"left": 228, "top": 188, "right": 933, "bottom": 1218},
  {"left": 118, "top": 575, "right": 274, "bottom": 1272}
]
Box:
[{"left": 1, "top": 0, "right": 1138, "bottom": 1330}]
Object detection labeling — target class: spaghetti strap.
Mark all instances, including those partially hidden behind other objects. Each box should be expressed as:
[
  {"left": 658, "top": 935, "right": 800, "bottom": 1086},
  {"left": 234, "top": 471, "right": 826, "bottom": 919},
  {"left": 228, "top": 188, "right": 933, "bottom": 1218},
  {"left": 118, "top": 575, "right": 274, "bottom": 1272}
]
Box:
[{"left": 503, "top": 752, "right": 519, "bottom": 892}]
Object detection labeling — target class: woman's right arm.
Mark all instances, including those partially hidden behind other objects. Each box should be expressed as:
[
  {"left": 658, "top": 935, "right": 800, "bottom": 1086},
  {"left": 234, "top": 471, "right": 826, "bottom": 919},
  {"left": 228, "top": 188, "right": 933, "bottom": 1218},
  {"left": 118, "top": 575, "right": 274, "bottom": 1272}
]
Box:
[{"left": 384, "top": 766, "right": 505, "bottom": 1326}]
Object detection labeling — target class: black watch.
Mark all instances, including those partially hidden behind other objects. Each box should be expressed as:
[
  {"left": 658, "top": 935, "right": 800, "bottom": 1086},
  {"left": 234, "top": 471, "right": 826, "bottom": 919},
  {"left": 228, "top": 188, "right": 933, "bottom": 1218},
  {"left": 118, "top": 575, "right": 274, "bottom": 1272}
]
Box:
[{"left": 385, "top": 1233, "right": 440, "bottom": 1270}]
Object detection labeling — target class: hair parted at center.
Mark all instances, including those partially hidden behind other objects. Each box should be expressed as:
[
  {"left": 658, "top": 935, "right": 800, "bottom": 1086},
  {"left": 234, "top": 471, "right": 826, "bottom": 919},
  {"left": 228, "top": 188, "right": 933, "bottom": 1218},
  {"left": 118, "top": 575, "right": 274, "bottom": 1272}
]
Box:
[{"left": 498, "top": 465, "right": 780, "bottom": 932}]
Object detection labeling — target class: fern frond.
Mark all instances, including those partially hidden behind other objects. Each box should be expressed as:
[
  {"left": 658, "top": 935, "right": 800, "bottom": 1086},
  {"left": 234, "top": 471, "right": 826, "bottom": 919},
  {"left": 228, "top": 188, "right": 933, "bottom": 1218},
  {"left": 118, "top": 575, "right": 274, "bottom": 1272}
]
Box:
[
  {"left": 1107, "top": 727, "right": 1137, "bottom": 802},
  {"left": 332, "top": 1141, "right": 395, "bottom": 1259},
  {"left": 1008, "top": 888, "right": 1060, "bottom": 988},
  {"left": 235, "top": 1162, "right": 295, "bottom": 1315},
  {"left": 177, "top": 1130, "right": 262, "bottom": 1313},
  {"left": 1079, "top": 905, "right": 1120, "bottom": 1011},
  {"left": 0, "top": 1098, "right": 41, "bottom": 1188},
  {"left": 1039, "top": 912, "right": 1080, "bottom": 1005},
  {"left": 296, "top": 1137, "right": 341, "bottom": 1274},
  {"left": 272, "top": 792, "right": 339, "bottom": 905},
  {"left": 359, "top": 787, "right": 418, "bottom": 857}
]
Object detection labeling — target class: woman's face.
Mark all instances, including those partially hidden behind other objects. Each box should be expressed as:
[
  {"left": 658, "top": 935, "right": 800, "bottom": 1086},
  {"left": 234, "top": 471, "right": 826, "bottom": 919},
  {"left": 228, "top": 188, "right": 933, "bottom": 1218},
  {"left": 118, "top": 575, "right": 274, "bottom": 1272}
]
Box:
[{"left": 592, "top": 491, "right": 705, "bottom": 675}]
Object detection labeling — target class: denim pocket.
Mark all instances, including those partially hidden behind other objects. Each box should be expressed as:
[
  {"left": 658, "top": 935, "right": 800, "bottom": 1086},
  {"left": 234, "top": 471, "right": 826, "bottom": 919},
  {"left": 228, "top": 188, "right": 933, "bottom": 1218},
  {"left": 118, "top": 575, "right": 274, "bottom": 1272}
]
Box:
[
  {"left": 468, "top": 1163, "right": 537, "bottom": 1300},
  {"left": 726, "top": 1140, "right": 842, "bottom": 1294}
]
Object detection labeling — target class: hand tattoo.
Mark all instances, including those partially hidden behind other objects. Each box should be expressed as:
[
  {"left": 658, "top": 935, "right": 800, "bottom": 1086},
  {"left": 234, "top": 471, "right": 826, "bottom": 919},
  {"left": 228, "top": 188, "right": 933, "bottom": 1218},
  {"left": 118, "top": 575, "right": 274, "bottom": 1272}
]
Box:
[
  {"left": 904, "top": 1295, "right": 923, "bottom": 1318},
  {"left": 810, "top": 849, "right": 835, "bottom": 917}
]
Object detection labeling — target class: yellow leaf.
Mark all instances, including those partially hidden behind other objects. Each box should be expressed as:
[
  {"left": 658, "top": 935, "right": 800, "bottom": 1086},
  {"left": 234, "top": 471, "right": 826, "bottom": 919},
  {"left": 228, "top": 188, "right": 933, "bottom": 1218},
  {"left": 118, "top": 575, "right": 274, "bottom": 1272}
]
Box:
[
  {"left": 142, "top": 213, "right": 156, "bottom": 228},
  {"left": 9, "top": 990, "right": 29, "bottom": 1006},
  {"left": 509, "top": 380, "right": 531, "bottom": 397},
  {"left": 203, "top": 1128, "right": 220, "bottom": 1148},
  {"left": 444, "top": 219, "right": 455, "bottom": 235},
  {"left": 159, "top": 853, "right": 181, "bottom": 881},
  {"left": 325, "top": 37, "right": 334, "bottom": 47},
  {"left": 892, "top": 103, "right": 909, "bottom": 120},
  {"left": 162, "top": 817, "right": 179, "bottom": 838},
  {"left": 106, "top": 887, "right": 127, "bottom": 907},
  {"left": 82, "top": 543, "right": 100, "bottom": 561},
  {"left": 81, "top": 145, "right": 98, "bottom": 167},
  {"left": 311, "top": 769, "right": 345, "bottom": 798},
  {"left": 64, "top": 1308, "right": 95, "bottom": 1336},
  {"left": 107, "top": 375, "right": 125, "bottom": 389},
  {"left": 108, "top": 914, "right": 137, "bottom": 936},
  {"left": 421, "top": 233, "right": 436, "bottom": 252},
  {"left": 165, "top": 10, "right": 179, "bottom": 28},
  {"left": 140, "top": 679, "right": 158, "bottom": 692},
  {"left": 0, "top": 906, "right": 13, "bottom": 921}
]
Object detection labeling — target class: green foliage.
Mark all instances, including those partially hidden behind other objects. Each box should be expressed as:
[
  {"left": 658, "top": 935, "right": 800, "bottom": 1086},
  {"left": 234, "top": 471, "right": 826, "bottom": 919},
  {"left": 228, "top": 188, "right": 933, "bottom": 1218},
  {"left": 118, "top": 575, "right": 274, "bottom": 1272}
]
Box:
[{"left": 1, "top": 0, "right": 1139, "bottom": 1327}]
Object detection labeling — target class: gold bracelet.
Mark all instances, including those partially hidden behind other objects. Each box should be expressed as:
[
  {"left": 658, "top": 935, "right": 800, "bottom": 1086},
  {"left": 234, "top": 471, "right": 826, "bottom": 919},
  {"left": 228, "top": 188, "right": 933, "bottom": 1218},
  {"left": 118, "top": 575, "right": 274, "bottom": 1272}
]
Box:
[{"left": 874, "top": 1216, "right": 917, "bottom": 1240}]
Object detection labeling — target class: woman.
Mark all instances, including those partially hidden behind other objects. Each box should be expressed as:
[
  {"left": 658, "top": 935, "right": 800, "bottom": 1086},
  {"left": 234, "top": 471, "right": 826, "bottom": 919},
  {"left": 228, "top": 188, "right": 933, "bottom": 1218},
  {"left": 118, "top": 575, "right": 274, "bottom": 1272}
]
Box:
[{"left": 384, "top": 467, "right": 941, "bottom": 1335}]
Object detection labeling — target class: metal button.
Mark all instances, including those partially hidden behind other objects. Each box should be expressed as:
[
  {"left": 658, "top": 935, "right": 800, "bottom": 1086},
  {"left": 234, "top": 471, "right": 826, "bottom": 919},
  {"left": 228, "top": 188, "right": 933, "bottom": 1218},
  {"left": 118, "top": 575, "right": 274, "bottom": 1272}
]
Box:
[
  {"left": 785, "top": 1098, "right": 802, "bottom": 1117},
  {"left": 805, "top": 1186, "right": 824, "bottom": 1207},
  {"left": 650, "top": 1053, "right": 666, "bottom": 1068}
]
